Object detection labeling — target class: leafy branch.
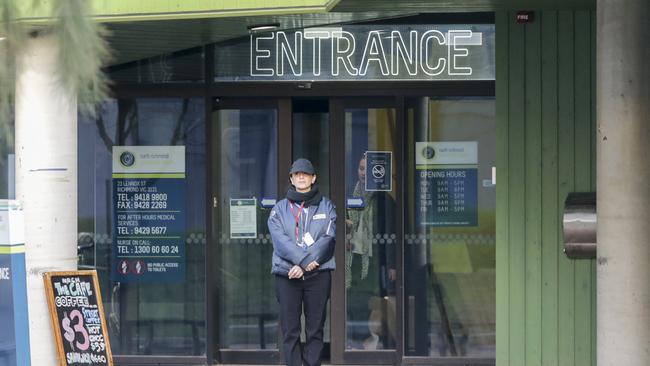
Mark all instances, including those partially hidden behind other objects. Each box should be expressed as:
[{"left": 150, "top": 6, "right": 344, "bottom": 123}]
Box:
[{"left": 0, "top": 0, "right": 112, "bottom": 127}]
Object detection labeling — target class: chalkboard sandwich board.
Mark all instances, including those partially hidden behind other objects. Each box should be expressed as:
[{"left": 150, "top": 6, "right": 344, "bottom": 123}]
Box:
[{"left": 44, "top": 270, "right": 113, "bottom": 366}]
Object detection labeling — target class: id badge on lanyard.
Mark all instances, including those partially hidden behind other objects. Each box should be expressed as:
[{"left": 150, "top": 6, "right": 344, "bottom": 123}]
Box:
[{"left": 289, "top": 201, "right": 305, "bottom": 245}]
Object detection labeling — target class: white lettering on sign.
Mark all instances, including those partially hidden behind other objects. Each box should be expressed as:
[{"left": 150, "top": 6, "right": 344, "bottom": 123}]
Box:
[
  {"left": 303, "top": 29, "right": 329, "bottom": 75},
  {"left": 359, "top": 30, "right": 389, "bottom": 76},
  {"left": 392, "top": 30, "right": 417, "bottom": 76},
  {"left": 420, "top": 30, "right": 446, "bottom": 76},
  {"left": 54, "top": 280, "right": 93, "bottom": 297},
  {"left": 0, "top": 267, "right": 9, "bottom": 280},
  {"left": 448, "top": 30, "right": 473, "bottom": 75},
  {"left": 251, "top": 34, "right": 275, "bottom": 77},
  {"left": 332, "top": 31, "right": 358, "bottom": 76},
  {"left": 277, "top": 31, "right": 302, "bottom": 76},
  {"left": 251, "top": 29, "right": 481, "bottom": 78}
]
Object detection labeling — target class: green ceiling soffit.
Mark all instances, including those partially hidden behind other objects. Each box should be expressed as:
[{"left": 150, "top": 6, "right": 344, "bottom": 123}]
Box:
[
  {"left": 333, "top": 0, "right": 594, "bottom": 11},
  {"left": 16, "top": 0, "right": 342, "bottom": 23},
  {"left": 15, "top": 0, "right": 594, "bottom": 24}
]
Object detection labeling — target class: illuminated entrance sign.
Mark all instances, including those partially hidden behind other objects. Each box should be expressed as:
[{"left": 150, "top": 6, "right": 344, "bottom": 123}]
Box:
[
  {"left": 252, "top": 29, "right": 481, "bottom": 78},
  {"left": 214, "top": 24, "right": 494, "bottom": 81}
]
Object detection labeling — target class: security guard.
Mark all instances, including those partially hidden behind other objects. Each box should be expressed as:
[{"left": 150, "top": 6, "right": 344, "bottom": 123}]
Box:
[{"left": 268, "top": 158, "right": 336, "bottom": 366}]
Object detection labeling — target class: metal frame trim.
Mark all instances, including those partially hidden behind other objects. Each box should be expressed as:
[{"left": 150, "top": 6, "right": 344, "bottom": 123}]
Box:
[
  {"left": 113, "top": 355, "right": 206, "bottom": 365},
  {"left": 400, "top": 356, "right": 495, "bottom": 365},
  {"left": 328, "top": 98, "right": 346, "bottom": 365}
]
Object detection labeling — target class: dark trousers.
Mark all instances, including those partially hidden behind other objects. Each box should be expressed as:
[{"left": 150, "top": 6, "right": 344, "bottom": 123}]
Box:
[{"left": 275, "top": 271, "right": 331, "bottom": 366}]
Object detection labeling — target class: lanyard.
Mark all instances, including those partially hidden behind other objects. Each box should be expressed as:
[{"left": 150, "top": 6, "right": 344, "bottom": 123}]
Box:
[{"left": 289, "top": 201, "right": 306, "bottom": 243}]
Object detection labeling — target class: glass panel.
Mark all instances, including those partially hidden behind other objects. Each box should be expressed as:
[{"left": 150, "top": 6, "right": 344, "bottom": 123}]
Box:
[
  {"left": 0, "top": 107, "right": 15, "bottom": 199},
  {"left": 344, "top": 107, "right": 397, "bottom": 350},
  {"left": 292, "top": 99, "right": 330, "bottom": 196},
  {"left": 405, "top": 97, "right": 495, "bottom": 357},
  {"left": 78, "top": 98, "right": 207, "bottom": 356},
  {"left": 214, "top": 108, "right": 278, "bottom": 349},
  {"left": 291, "top": 99, "right": 331, "bottom": 345},
  {"left": 108, "top": 47, "right": 204, "bottom": 84}
]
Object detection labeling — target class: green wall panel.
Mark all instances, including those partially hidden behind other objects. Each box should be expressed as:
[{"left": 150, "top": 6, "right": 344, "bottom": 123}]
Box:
[
  {"left": 507, "top": 17, "right": 526, "bottom": 366},
  {"left": 540, "top": 11, "right": 559, "bottom": 366},
  {"left": 496, "top": 10, "right": 596, "bottom": 366},
  {"left": 556, "top": 11, "right": 576, "bottom": 366}
]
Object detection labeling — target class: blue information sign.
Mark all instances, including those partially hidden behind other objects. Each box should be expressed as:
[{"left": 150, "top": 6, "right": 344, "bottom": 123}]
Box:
[
  {"left": 365, "top": 151, "right": 392, "bottom": 192},
  {"left": 0, "top": 201, "right": 30, "bottom": 366},
  {"left": 111, "top": 147, "right": 186, "bottom": 283},
  {"left": 416, "top": 168, "right": 478, "bottom": 227},
  {"left": 0, "top": 254, "right": 31, "bottom": 366}
]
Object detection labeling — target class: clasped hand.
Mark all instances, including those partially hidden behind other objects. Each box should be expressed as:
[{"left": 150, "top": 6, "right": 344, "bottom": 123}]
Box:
[{"left": 288, "top": 261, "right": 319, "bottom": 279}]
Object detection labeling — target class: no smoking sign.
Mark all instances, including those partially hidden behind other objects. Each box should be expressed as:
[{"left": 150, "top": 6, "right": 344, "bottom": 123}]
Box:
[{"left": 365, "top": 151, "right": 392, "bottom": 192}]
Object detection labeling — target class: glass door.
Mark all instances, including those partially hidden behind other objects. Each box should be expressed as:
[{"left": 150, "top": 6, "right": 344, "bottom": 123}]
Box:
[
  {"left": 210, "top": 95, "right": 496, "bottom": 365},
  {"left": 330, "top": 98, "right": 400, "bottom": 365},
  {"left": 404, "top": 97, "right": 496, "bottom": 363},
  {"left": 328, "top": 96, "right": 496, "bottom": 365},
  {"left": 211, "top": 98, "right": 290, "bottom": 364},
  {"left": 212, "top": 97, "right": 332, "bottom": 364}
]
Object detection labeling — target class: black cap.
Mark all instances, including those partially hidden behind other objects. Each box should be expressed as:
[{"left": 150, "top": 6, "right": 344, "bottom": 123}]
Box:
[{"left": 289, "top": 158, "right": 315, "bottom": 175}]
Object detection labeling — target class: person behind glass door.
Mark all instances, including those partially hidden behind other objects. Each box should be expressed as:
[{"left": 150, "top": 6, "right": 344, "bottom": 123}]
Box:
[
  {"left": 268, "top": 158, "right": 337, "bottom": 366},
  {"left": 345, "top": 154, "right": 396, "bottom": 349}
]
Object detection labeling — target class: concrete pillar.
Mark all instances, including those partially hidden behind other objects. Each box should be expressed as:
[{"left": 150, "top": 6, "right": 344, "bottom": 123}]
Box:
[
  {"left": 15, "top": 31, "right": 77, "bottom": 365},
  {"left": 597, "top": 1, "right": 650, "bottom": 365}
]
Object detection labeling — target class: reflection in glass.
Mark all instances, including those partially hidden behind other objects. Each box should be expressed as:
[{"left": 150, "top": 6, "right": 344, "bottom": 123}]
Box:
[
  {"left": 214, "top": 109, "right": 278, "bottom": 349},
  {"left": 345, "top": 108, "right": 397, "bottom": 350},
  {"left": 78, "top": 98, "right": 207, "bottom": 356},
  {"left": 405, "top": 98, "right": 495, "bottom": 357},
  {"left": 108, "top": 47, "right": 204, "bottom": 84}
]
